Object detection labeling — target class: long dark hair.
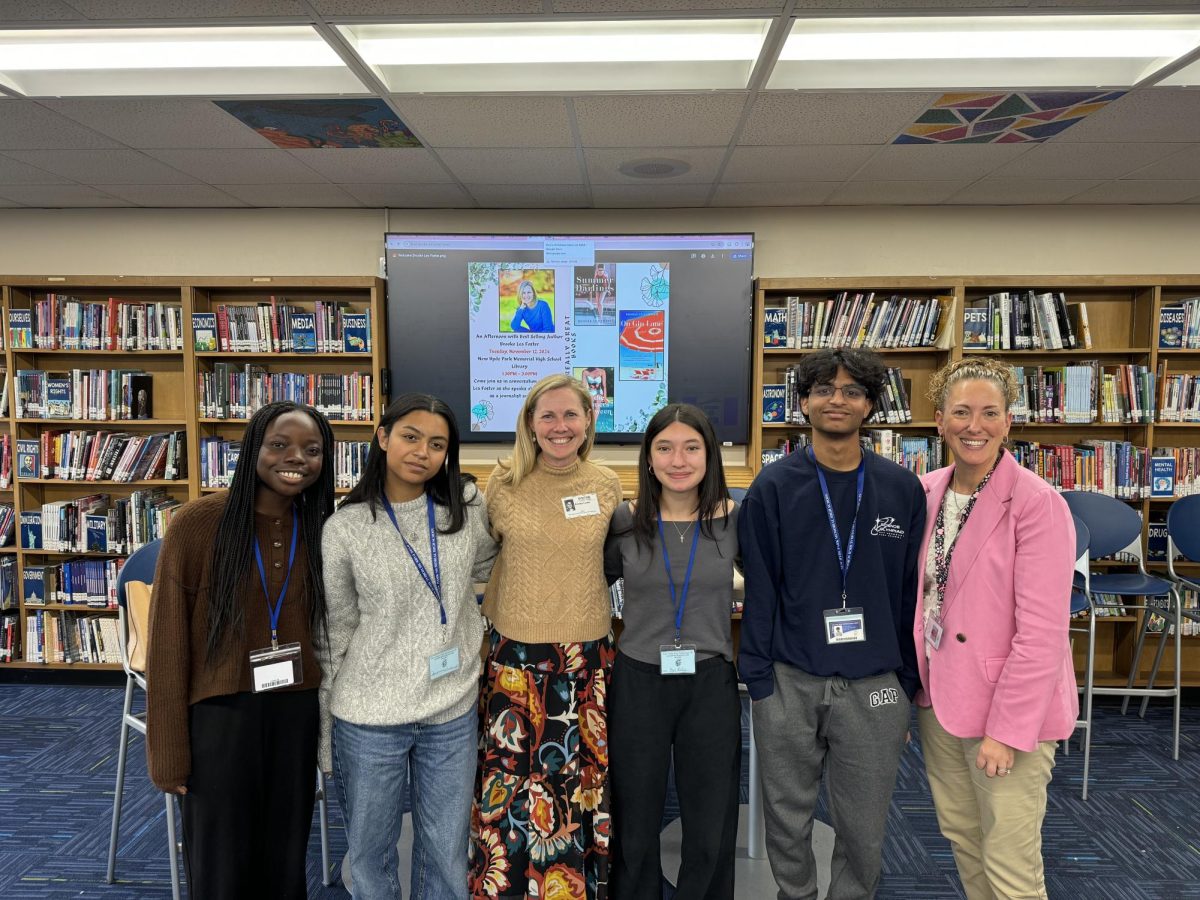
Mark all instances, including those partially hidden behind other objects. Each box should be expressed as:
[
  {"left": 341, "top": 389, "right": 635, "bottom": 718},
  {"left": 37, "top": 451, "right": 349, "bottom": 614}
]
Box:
[
  {"left": 630, "top": 403, "right": 731, "bottom": 551},
  {"left": 206, "top": 401, "right": 336, "bottom": 663},
  {"left": 341, "top": 392, "right": 476, "bottom": 534}
]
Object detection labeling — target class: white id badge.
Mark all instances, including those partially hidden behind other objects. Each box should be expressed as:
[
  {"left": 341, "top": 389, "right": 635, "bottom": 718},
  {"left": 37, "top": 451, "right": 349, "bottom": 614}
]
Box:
[
  {"left": 428, "top": 646, "right": 461, "bottom": 681},
  {"left": 659, "top": 644, "right": 696, "bottom": 675},
  {"left": 249, "top": 642, "right": 303, "bottom": 693},
  {"left": 823, "top": 608, "right": 866, "bottom": 645},
  {"left": 924, "top": 614, "right": 944, "bottom": 651},
  {"left": 563, "top": 493, "right": 601, "bottom": 519}
]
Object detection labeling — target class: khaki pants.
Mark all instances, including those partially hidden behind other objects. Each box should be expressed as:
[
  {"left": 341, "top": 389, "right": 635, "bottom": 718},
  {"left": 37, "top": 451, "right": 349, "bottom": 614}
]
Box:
[{"left": 917, "top": 705, "right": 1056, "bottom": 900}]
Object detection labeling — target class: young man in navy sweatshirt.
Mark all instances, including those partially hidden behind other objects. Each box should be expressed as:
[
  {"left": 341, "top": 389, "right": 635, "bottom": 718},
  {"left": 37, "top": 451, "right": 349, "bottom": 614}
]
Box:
[{"left": 738, "top": 347, "right": 925, "bottom": 900}]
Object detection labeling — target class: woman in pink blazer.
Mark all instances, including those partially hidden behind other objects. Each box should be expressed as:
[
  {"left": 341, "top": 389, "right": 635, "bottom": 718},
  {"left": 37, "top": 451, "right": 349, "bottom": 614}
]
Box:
[{"left": 914, "top": 358, "right": 1078, "bottom": 900}]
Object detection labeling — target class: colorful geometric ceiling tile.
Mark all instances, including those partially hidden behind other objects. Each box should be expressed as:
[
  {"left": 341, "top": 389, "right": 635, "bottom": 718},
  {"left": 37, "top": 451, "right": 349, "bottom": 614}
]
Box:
[
  {"left": 214, "top": 98, "right": 421, "bottom": 149},
  {"left": 895, "top": 91, "right": 1125, "bottom": 145}
]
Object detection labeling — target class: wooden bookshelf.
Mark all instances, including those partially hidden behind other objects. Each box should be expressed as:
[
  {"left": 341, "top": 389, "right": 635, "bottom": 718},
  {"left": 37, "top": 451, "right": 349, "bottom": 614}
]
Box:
[{"left": 0, "top": 275, "right": 388, "bottom": 671}]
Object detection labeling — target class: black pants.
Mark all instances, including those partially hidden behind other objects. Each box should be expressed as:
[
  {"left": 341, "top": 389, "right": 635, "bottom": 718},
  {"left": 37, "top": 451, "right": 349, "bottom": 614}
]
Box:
[
  {"left": 182, "top": 689, "right": 318, "bottom": 900},
  {"left": 608, "top": 652, "right": 742, "bottom": 900}
]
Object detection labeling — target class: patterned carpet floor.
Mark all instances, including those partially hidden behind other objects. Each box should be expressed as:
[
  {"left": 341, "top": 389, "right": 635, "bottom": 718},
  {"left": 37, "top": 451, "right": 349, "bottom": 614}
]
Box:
[{"left": 0, "top": 684, "right": 1197, "bottom": 899}]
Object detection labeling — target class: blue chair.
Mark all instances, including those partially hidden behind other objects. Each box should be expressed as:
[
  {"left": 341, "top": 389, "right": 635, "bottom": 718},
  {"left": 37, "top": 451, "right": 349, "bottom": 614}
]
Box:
[
  {"left": 1061, "top": 492, "right": 1182, "bottom": 761},
  {"left": 104, "top": 540, "right": 182, "bottom": 898},
  {"left": 729, "top": 487, "right": 748, "bottom": 503},
  {"left": 1064, "top": 516, "right": 1095, "bottom": 798}
]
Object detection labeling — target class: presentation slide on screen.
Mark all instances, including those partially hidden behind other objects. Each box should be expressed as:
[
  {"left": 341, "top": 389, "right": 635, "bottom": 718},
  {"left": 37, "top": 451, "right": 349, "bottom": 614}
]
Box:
[{"left": 467, "top": 260, "right": 670, "bottom": 433}]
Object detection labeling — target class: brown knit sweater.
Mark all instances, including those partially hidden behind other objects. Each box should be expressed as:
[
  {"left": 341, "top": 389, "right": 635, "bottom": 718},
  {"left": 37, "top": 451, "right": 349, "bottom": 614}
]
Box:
[
  {"left": 145, "top": 492, "right": 321, "bottom": 792},
  {"left": 483, "top": 456, "right": 622, "bottom": 644}
]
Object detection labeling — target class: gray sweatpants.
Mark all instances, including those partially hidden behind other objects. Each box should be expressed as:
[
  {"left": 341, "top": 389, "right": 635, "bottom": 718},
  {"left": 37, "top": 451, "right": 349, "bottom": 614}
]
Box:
[{"left": 753, "top": 663, "right": 910, "bottom": 900}]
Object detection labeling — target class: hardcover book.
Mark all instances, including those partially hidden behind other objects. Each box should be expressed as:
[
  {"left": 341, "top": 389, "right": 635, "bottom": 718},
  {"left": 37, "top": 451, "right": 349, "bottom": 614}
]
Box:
[
  {"left": 342, "top": 313, "right": 370, "bottom": 353},
  {"left": 7, "top": 309, "right": 31, "bottom": 350},
  {"left": 20, "top": 511, "right": 41, "bottom": 550},
  {"left": 15, "top": 439, "right": 39, "bottom": 480},
  {"left": 45, "top": 377, "right": 72, "bottom": 418},
  {"left": 23, "top": 566, "right": 44, "bottom": 606},
  {"left": 85, "top": 514, "right": 108, "bottom": 553},
  {"left": 1150, "top": 456, "right": 1176, "bottom": 498},
  {"left": 962, "top": 306, "right": 990, "bottom": 350},
  {"left": 290, "top": 312, "right": 317, "bottom": 353},
  {"left": 192, "top": 312, "right": 218, "bottom": 352},
  {"left": 1147, "top": 512, "right": 1168, "bottom": 562},
  {"left": 763, "top": 307, "right": 788, "bottom": 348},
  {"left": 1159, "top": 305, "right": 1185, "bottom": 349},
  {"left": 761, "top": 448, "right": 786, "bottom": 467},
  {"left": 129, "top": 374, "right": 154, "bottom": 419},
  {"left": 762, "top": 384, "right": 786, "bottom": 424}
]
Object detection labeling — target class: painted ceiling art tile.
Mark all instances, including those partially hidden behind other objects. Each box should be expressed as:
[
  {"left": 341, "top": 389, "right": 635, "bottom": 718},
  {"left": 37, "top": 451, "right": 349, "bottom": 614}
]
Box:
[
  {"left": 214, "top": 98, "right": 421, "bottom": 149},
  {"left": 896, "top": 91, "right": 1125, "bottom": 145}
]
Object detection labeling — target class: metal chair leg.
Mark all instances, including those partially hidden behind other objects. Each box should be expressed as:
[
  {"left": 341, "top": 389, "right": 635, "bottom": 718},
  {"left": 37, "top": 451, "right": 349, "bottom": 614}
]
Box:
[
  {"left": 1139, "top": 621, "right": 1172, "bottom": 718},
  {"left": 1081, "top": 614, "right": 1096, "bottom": 801},
  {"left": 166, "top": 792, "right": 182, "bottom": 900},
  {"left": 1121, "top": 613, "right": 1153, "bottom": 715},
  {"left": 105, "top": 677, "right": 136, "bottom": 883},
  {"left": 1172, "top": 590, "right": 1182, "bottom": 761},
  {"left": 318, "top": 769, "right": 332, "bottom": 886}
]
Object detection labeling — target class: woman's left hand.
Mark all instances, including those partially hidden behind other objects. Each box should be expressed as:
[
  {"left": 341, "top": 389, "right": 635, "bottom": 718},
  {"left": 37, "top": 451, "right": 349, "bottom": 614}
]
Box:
[{"left": 975, "top": 735, "right": 1016, "bottom": 778}]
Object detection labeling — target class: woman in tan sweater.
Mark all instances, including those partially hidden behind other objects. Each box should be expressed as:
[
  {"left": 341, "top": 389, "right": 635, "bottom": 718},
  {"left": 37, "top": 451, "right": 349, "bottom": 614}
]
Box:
[{"left": 470, "top": 374, "right": 622, "bottom": 900}]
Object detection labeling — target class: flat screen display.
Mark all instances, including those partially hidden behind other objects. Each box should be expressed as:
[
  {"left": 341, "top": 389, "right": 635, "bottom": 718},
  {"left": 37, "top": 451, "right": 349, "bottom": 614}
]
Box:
[{"left": 384, "top": 233, "right": 754, "bottom": 444}]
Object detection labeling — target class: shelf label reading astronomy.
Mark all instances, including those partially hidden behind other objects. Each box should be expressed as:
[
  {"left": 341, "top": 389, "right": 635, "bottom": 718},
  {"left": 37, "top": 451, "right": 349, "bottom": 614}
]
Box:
[{"left": 468, "top": 261, "right": 670, "bottom": 433}]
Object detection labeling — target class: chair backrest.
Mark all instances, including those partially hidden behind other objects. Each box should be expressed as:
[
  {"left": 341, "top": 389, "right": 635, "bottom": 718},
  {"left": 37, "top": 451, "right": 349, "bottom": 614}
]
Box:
[
  {"left": 116, "top": 539, "right": 162, "bottom": 675},
  {"left": 1061, "top": 491, "right": 1145, "bottom": 560},
  {"left": 1070, "top": 515, "right": 1091, "bottom": 615},
  {"left": 1167, "top": 495, "right": 1200, "bottom": 564},
  {"left": 729, "top": 487, "right": 748, "bottom": 503}
]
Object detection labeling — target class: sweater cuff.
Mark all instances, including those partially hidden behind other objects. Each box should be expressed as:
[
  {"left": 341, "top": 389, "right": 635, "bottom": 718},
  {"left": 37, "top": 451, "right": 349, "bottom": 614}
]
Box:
[{"left": 744, "top": 674, "right": 775, "bottom": 702}]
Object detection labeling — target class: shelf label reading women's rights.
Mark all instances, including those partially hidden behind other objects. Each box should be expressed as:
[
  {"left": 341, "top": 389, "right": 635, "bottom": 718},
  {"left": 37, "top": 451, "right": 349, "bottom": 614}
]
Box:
[{"left": 467, "top": 261, "right": 671, "bottom": 433}]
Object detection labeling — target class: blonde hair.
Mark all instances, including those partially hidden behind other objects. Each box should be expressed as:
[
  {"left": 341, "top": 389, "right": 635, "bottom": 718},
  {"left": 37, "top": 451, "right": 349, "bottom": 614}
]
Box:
[
  {"left": 927, "top": 357, "right": 1019, "bottom": 412},
  {"left": 493, "top": 374, "right": 595, "bottom": 487}
]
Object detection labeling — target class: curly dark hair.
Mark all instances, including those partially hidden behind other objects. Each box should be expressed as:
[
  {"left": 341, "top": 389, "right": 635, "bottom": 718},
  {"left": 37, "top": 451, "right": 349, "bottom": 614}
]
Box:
[{"left": 793, "top": 348, "right": 888, "bottom": 409}]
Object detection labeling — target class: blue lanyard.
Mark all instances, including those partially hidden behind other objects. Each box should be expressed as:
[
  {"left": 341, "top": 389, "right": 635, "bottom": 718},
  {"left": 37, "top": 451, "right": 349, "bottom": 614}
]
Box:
[
  {"left": 253, "top": 511, "right": 299, "bottom": 649},
  {"left": 382, "top": 494, "right": 445, "bottom": 626},
  {"left": 808, "top": 446, "right": 865, "bottom": 606},
  {"left": 656, "top": 512, "right": 700, "bottom": 646}
]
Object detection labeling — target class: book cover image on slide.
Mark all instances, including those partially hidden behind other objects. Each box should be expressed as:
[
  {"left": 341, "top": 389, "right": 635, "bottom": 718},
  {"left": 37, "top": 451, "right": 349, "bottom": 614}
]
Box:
[
  {"left": 574, "top": 366, "right": 615, "bottom": 432},
  {"left": 619, "top": 310, "right": 665, "bottom": 381},
  {"left": 499, "top": 268, "right": 556, "bottom": 334},
  {"left": 573, "top": 263, "right": 617, "bottom": 326}
]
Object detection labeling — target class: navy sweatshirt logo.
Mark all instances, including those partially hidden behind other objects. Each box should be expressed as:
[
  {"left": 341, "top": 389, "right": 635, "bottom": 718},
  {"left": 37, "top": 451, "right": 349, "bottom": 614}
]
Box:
[{"left": 870, "top": 516, "right": 905, "bottom": 539}]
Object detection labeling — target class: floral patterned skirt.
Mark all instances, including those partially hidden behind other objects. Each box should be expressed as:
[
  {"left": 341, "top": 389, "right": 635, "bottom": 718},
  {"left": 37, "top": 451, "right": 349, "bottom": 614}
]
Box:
[{"left": 469, "top": 629, "right": 615, "bottom": 900}]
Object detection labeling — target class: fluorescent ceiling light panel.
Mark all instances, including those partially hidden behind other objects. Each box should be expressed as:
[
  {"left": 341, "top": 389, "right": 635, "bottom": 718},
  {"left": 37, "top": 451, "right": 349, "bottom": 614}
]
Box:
[
  {"left": 340, "top": 20, "right": 769, "bottom": 92},
  {"left": 0, "top": 27, "right": 368, "bottom": 97},
  {"left": 769, "top": 15, "right": 1200, "bottom": 89}
]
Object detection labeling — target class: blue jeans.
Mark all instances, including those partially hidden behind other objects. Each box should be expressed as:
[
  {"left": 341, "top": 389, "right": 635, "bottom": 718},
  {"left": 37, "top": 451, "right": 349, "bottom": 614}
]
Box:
[{"left": 334, "top": 707, "right": 477, "bottom": 900}]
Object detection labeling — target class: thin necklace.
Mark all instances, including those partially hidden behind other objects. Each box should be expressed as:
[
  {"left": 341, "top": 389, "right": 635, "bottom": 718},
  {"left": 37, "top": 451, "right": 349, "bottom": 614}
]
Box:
[{"left": 669, "top": 520, "right": 694, "bottom": 543}]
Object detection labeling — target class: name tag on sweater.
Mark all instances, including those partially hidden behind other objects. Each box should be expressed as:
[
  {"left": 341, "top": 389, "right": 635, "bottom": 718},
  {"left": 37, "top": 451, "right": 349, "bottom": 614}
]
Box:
[{"left": 563, "top": 493, "right": 600, "bottom": 518}]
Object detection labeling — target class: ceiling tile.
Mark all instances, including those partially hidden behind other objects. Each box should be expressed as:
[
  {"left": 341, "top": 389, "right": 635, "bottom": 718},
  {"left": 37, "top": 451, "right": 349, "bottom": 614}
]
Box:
[
  {"left": 212, "top": 183, "right": 361, "bottom": 207},
  {"left": 143, "top": 149, "right": 327, "bottom": 184},
  {"left": 1051, "top": 89, "right": 1200, "bottom": 143},
  {"left": 0, "top": 1, "right": 81, "bottom": 22},
  {"left": 741, "top": 92, "right": 938, "bottom": 145},
  {"left": 724, "top": 145, "right": 877, "bottom": 182},
  {"left": 44, "top": 99, "right": 275, "bottom": 150},
  {"left": 1121, "top": 144, "right": 1200, "bottom": 180},
  {"left": 574, "top": 94, "right": 746, "bottom": 148},
  {"left": 2, "top": 149, "right": 196, "bottom": 184},
  {"left": 787, "top": 0, "right": 1028, "bottom": 6},
  {"left": 467, "top": 184, "right": 590, "bottom": 208},
  {"left": 0, "top": 102, "right": 123, "bottom": 150},
  {"left": 1066, "top": 180, "right": 1200, "bottom": 204},
  {"left": 553, "top": 0, "right": 784, "bottom": 8},
  {"left": 590, "top": 184, "right": 711, "bottom": 207},
  {"left": 711, "top": 182, "right": 841, "bottom": 206},
  {"left": 945, "top": 178, "right": 1105, "bottom": 205},
  {"left": 0, "top": 154, "right": 72, "bottom": 185},
  {"left": 338, "top": 182, "right": 471, "bottom": 207},
  {"left": 93, "top": 184, "right": 248, "bottom": 207},
  {"left": 994, "top": 142, "right": 1181, "bottom": 180},
  {"left": 63, "top": 0, "right": 304, "bottom": 16},
  {"left": 584, "top": 147, "right": 726, "bottom": 184},
  {"left": 826, "top": 180, "right": 974, "bottom": 205},
  {"left": 395, "top": 97, "right": 573, "bottom": 149},
  {"left": 854, "top": 144, "right": 1033, "bottom": 181},
  {"left": 287, "top": 148, "right": 450, "bottom": 184},
  {"left": 0, "top": 185, "right": 132, "bottom": 207},
  {"left": 437, "top": 148, "right": 581, "bottom": 185},
  {"left": 315, "top": 0, "right": 543, "bottom": 13}
]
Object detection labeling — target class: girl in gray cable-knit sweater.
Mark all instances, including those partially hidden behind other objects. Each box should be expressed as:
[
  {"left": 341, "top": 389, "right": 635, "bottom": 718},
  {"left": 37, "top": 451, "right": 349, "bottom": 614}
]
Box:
[{"left": 319, "top": 393, "right": 497, "bottom": 900}]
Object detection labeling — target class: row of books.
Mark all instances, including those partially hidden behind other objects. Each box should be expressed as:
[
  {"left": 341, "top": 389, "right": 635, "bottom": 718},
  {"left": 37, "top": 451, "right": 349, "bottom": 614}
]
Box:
[
  {"left": 16, "top": 430, "right": 186, "bottom": 483},
  {"left": 194, "top": 301, "right": 371, "bottom": 354},
  {"left": 1009, "top": 363, "right": 1155, "bottom": 425},
  {"left": 0, "top": 436, "right": 9, "bottom": 489},
  {"left": 763, "top": 367, "right": 913, "bottom": 425},
  {"left": 15, "top": 368, "right": 153, "bottom": 420},
  {"left": 199, "top": 438, "right": 369, "bottom": 490},
  {"left": 1, "top": 612, "right": 18, "bottom": 662},
  {"left": 12, "top": 296, "right": 184, "bottom": 351},
  {"left": 20, "top": 488, "right": 181, "bottom": 555},
  {"left": 22, "top": 611, "right": 122, "bottom": 665},
  {"left": 1009, "top": 439, "right": 1151, "bottom": 500},
  {"left": 1157, "top": 298, "right": 1200, "bottom": 349},
  {"left": 0, "top": 504, "right": 13, "bottom": 546},
  {"left": 1148, "top": 448, "right": 1199, "bottom": 498},
  {"left": 1157, "top": 366, "right": 1200, "bottom": 423},
  {"left": 765, "top": 293, "right": 949, "bottom": 350},
  {"left": 0, "top": 556, "right": 14, "bottom": 611},
  {"left": 759, "top": 431, "right": 944, "bottom": 478},
  {"left": 962, "top": 292, "right": 1090, "bottom": 351},
  {"left": 198, "top": 365, "right": 374, "bottom": 421},
  {"left": 22, "top": 557, "right": 124, "bottom": 608}
]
